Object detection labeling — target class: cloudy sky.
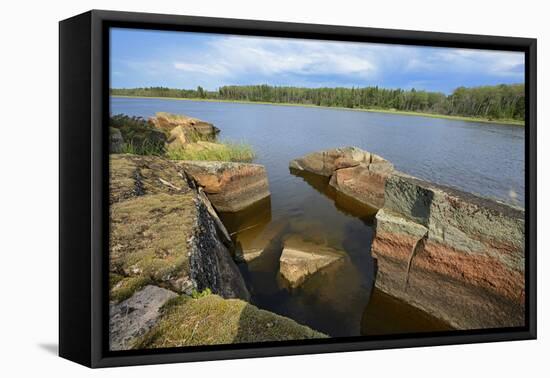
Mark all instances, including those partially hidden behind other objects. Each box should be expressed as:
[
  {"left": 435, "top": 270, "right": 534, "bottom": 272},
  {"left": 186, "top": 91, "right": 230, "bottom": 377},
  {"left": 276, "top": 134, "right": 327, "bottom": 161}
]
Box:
[{"left": 110, "top": 28, "right": 524, "bottom": 94}]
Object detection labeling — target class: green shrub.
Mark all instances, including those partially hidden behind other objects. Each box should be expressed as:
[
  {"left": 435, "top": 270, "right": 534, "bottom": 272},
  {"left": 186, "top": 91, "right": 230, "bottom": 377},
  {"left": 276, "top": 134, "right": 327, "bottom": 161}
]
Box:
[
  {"left": 110, "top": 114, "right": 166, "bottom": 155},
  {"left": 120, "top": 139, "right": 165, "bottom": 156}
]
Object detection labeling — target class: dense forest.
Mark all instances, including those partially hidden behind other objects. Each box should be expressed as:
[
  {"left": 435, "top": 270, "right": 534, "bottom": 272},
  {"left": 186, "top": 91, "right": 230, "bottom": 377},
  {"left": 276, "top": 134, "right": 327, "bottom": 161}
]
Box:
[{"left": 111, "top": 83, "right": 525, "bottom": 121}]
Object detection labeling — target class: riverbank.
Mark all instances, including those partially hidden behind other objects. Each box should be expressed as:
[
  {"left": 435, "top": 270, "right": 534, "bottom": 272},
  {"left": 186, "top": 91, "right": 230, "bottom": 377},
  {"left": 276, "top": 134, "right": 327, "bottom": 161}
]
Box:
[{"left": 111, "top": 95, "right": 525, "bottom": 126}]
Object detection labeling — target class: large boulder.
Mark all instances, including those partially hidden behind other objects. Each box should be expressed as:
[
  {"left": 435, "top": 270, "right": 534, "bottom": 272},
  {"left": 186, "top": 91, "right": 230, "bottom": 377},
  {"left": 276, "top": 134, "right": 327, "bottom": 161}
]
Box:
[
  {"left": 109, "top": 155, "right": 249, "bottom": 302},
  {"left": 279, "top": 235, "right": 345, "bottom": 288},
  {"left": 289, "top": 146, "right": 371, "bottom": 176},
  {"left": 371, "top": 173, "right": 525, "bottom": 329},
  {"left": 290, "top": 147, "right": 393, "bottom": 209},
  {"left": 109, "top": 285, "right": 178, "bottom": 351},
  {"left": 176, "top": 161, "right": 271, "bottom": 212},
  {"left": 150, "top": 112, "right": 219, "bottom": 148}
]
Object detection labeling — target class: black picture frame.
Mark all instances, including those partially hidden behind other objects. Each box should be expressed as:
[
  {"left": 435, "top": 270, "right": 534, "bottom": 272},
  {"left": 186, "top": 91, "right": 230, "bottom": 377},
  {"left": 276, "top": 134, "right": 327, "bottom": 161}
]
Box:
[{"left": 59, "top": 9, "right": 537, "bottom": 368}]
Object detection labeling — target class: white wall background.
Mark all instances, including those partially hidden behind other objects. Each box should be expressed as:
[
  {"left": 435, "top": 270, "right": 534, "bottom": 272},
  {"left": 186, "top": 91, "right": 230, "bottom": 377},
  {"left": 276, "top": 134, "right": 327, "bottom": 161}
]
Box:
[{"left": 0, "top": 0, "right": 546, "bottom": 375}]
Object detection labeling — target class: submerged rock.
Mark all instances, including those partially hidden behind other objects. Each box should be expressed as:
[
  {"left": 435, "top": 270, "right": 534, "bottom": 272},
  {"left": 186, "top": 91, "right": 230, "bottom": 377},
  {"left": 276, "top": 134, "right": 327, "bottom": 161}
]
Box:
[
  {"left": 234, "top": 218, "right": 287, "bottom": 263},
  {"left": 371, "top": 172, "right": 525, "bottom": 329},
  {"left": 290, "top": 147, "right": 394, "bottom": 209},
  {"left": 109, "top": 285, "right": 178, "bottom": 351},
  {"left": 279, "top": 235, "right": 345, "bottom": 288},
  {"left": 109, "top": 155, "right": 249, "bottom": 302},
  {"left": 176, "top": 161, "right": 271, "bottom": 212}
]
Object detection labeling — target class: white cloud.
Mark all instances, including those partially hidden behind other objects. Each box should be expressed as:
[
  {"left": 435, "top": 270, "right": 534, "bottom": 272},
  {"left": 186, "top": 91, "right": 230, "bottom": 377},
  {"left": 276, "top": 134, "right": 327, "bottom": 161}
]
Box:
[
  {"left": 173, "top": 62, "right": 230, "bottom": 76},
  {"left": 405, "top": 48, "right": 524, "bottom": 78},
  {"left": 173, "top": 36, "right": 379, "bottom": 81},
  {"left": 112, "top": 31, "right": 525, "bottom": 91}
]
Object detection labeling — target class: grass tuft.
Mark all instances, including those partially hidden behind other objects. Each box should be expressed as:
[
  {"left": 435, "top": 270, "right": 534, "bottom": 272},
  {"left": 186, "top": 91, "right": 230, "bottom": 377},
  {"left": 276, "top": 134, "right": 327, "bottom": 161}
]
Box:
[
  {"left": 120, "top": 139, "right": 165, "bottom": 156},
  {"left": 166, "top": 141, "right": 256, "bottom": 162}
]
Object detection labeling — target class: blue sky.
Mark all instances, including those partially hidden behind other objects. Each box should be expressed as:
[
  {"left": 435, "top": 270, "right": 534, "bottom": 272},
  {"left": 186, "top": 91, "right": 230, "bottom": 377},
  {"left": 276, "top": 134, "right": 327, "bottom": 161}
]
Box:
[{"left": 110, "top": 28, "right": 524, "bottom": 94}]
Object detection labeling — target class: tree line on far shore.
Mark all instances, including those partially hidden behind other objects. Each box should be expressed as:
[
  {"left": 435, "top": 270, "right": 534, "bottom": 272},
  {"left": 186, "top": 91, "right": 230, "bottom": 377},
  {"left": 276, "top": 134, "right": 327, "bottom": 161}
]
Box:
[{"left": 111, "top": 83, "right": 525, "bottom": 121}]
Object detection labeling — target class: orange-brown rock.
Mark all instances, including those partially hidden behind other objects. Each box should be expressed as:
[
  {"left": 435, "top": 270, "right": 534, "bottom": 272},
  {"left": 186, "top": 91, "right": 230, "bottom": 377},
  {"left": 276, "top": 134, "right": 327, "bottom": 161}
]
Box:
[
  {"left": 289, "top": 147, "right": 393, "bottom": 209},
  {"left": 328, "top": 161, "right": 392, "bottom": 209},
  {"left": 149, "top": 112, "right": 219, "bottom": 149},
  {"left": 176, "top": 161, "right": 270, "bottom": 212}
]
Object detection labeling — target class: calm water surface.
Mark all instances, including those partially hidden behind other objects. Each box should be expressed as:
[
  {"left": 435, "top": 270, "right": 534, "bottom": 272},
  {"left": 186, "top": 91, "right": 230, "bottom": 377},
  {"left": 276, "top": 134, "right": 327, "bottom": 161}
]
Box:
[{"left": 111, "top": 97, "right": 524, "bottom": 337}]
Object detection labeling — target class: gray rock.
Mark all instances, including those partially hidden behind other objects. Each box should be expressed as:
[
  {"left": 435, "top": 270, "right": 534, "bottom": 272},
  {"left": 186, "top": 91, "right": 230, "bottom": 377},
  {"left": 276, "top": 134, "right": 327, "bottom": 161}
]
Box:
[
  {"left": 190, "top": 193, "right": 250, "bottom": 301},
  {"left": 110, "top": 285, "right": 178, "bottom": 351},
  {"left": 110, "top": 127, "right": 124, "bottom": 153}
]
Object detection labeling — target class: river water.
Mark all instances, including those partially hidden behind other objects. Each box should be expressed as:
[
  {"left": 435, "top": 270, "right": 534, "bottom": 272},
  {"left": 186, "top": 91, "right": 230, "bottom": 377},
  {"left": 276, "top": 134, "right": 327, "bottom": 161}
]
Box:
[{"left": 111, "top": 97, "right": 524, "bottom": 337}]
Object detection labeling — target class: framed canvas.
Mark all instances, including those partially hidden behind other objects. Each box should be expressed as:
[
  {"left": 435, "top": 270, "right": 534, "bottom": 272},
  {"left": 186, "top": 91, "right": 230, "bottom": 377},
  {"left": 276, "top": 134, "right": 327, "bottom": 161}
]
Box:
[{"left": 59, "top": 10, "right": 537, "bottom": 368}]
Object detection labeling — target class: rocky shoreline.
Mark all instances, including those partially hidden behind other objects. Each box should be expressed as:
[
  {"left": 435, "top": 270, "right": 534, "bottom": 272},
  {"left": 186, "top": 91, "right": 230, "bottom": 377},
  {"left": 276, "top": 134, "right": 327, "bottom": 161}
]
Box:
[
  {"left": 109, "top": 113, "right": 326, "bottom": 350},
  {"left": 109, "top": 111, "right": 525, "bottom": 350},
  {"left": 291, "top": 147, "right": 525, "bottom": 329}
]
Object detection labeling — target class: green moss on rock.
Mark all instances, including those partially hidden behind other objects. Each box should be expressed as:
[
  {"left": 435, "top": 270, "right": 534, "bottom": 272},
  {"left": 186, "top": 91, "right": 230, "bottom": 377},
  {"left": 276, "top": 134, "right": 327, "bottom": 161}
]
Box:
[
  {"left": 110, "top": 276, "right": 152, "bottom": 303},
  {"left": 135, "top": 294, "right": 327, "bottom": 348}
]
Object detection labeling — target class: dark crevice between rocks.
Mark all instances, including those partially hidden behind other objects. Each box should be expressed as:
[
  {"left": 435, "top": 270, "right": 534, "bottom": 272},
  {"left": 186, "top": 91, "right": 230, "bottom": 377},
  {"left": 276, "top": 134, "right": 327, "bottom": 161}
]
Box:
[{"left": 405, "top": 231, "right": 429, "bottom": 289}]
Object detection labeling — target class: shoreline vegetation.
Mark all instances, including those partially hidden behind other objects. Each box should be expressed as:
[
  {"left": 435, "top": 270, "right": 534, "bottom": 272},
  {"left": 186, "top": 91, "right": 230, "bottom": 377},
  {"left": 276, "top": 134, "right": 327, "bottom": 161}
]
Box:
[
  {"left": 110, "top": 113, "right": 256, "bottom": 162},
  {"left": 111, "top": 83, "right": 525, "bottom": 126}
]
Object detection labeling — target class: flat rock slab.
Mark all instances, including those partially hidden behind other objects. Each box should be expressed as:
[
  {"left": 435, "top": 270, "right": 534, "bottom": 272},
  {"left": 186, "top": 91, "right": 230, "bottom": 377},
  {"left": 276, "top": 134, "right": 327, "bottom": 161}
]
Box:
[
  {"left": 177, "top": 161, "right": 270, "bottom": 212},
  {"left": 110, "top": 285, "right": 178, "bottom": 351},
  {"left": 279, "top": 236, "right": 345, "bottom": 288}
]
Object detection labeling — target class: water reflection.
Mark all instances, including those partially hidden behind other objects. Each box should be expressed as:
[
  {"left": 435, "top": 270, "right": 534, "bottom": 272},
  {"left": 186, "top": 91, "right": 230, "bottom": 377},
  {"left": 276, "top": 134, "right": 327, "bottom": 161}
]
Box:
[
  {"left": 361, "top": 288, "right": 453, "bottom": 335},
  {"left": 289, "top": 168, "right": 378, "bottom": 224}
]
